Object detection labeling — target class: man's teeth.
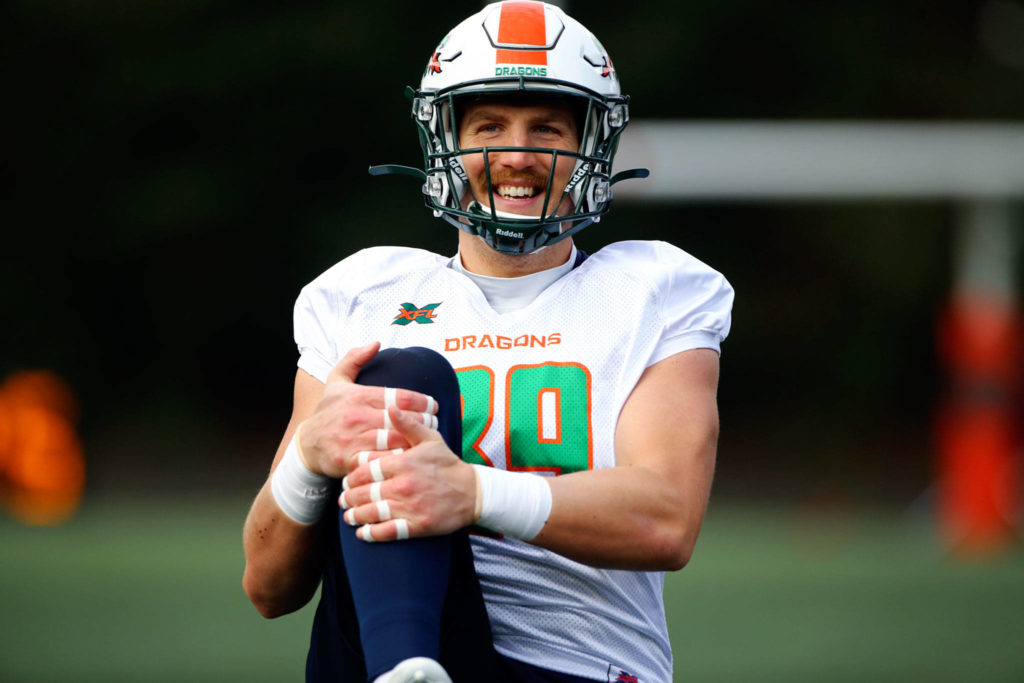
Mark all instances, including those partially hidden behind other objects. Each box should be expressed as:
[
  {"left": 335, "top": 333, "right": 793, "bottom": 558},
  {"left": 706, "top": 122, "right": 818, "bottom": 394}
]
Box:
[{"left": 497, "top": 185, "right": 537, "bottom": 198}]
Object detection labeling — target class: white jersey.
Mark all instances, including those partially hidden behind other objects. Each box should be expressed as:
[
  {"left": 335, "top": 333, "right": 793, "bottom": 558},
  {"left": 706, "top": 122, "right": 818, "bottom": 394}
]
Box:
[{"left": 295, "top": 240, "right": 733, "bottom": 683}]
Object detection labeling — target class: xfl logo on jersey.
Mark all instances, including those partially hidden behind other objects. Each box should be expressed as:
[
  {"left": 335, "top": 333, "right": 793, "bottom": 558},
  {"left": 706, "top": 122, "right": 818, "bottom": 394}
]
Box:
[{"left": 392, "top": 302, "right": 441, "bottom": 325}]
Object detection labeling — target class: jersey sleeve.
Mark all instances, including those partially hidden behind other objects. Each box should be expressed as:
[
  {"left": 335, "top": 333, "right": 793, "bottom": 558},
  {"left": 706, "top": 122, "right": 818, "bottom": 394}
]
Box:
[
  {"left": 649, "top": 241, "right": 734, "bottom": 365},
  {"left": 292, "top": 247, "right": 444, "bottom": 383},
  {"left": 293, "top": 268, "right": 343, "bottom": 383}
]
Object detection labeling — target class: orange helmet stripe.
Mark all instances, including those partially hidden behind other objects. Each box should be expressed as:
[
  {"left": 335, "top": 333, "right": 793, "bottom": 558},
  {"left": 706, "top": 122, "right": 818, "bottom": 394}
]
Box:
[{"left": 496, "top": 1, "right": 547, "bottom": 66}]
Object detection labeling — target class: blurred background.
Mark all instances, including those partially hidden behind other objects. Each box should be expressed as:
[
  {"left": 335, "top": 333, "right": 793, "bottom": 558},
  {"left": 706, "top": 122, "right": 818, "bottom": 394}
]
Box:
[{"left": 2, "top": 0, "right": 1022, "bottom": 681}]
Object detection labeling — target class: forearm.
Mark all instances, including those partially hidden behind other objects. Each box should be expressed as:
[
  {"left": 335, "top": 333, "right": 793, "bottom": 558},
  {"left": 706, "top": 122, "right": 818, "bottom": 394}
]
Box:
[
  {"left": 242, "top": 482, "right": 325, "bottom": 618},
  {"left": 524, "top": 349, "right": 721, "bottom": 571},
  {"left": 530, "top": 462, "right": 712, "bottom": 571}
]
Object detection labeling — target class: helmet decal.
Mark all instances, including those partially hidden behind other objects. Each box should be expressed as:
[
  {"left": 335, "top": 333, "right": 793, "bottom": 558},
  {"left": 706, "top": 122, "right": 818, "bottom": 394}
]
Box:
[
  {"left": 582, "top": 53, "right": 615, "bottom": 79},
  {"left": 428, "top": 52, "right": 443, "bottom": 75},
  {"left": 483, "top": 1, "right": 563, "bottom": 66},
  {"left": 425, "top": 33, "right": 462, "bottom": 78}
]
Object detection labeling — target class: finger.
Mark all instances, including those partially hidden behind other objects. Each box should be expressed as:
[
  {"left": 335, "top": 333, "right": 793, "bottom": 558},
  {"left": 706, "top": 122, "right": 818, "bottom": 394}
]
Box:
[
  {"left": 357, "top": 519, "right": 410, "bottom": 543},
  {"left": 358, "top": 427, "right": 405, "bottom": 455},
  {"left": 343, "top": 499, "right": 393, "bottom": 527},
  {"left": 326, "top": 342, "right": 381, "bottom": 385},
  {"left": 384, "top": 409, "right": 438, "bottom": 431},
  {"left": 339, "top": 479, "right": 382, "bottom": 510},
  {"left": 371, "top": 411, "right": 434, "bottom": 452},
  {"left": 339, "top": 472, "right": 385, "bottom": 506},
  {"left": 342, "top": 441, "right": 412, "bottom": 491},
  {"left": 351, "top": 447, "right": 404, "bottom": 469},
  {"left": 371, "top": 386, "right": 438, "bottom": 414},
  {"left": 388, "top": 404, "right": 442, "bottom": 446},
  {"left": 368, "top": 411, "right": 434, "bottom": 450},
  {"left": 368, "top": 458, "right": 386, "bottom": 483}
]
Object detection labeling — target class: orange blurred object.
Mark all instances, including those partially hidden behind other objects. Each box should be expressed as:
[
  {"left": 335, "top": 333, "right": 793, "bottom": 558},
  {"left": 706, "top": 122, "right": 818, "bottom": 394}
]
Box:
[
  {"left": 937, "top": 296, "right": 1023, "bottom": 555},
  {"left": 0, "top": 370, "right": 86, "bottom": 525}
]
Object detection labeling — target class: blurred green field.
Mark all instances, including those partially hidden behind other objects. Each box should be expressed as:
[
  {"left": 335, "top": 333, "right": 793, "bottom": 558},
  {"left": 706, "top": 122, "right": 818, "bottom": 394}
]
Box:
[{"left": 1, "top": 498, "right": 1021, "bottom": 682}]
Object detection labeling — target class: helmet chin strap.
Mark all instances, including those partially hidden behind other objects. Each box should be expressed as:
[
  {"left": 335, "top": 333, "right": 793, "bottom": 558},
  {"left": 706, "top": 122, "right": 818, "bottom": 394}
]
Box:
[{"left": 466, "top": 200, "right": 574, "bottom": 254}]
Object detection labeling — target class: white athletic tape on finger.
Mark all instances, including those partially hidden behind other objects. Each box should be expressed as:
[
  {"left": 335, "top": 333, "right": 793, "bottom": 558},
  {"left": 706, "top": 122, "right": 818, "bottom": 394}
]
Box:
[
  {"left": 370, "top": 459, "right": 385, "bottom": 483},
  {"left": 421, "top": 413, "right": 438, "bottom": 429},
  {"left": 391, "top": 448, "right": 404, "bottom": 454},
  {"left": 382, "top": 409, "right": 393, "bottom": 431},
  {"left": 425, "top": 395, "right": 435, "bottom": 413},
  {"left": 344, "top": 509, "right": 356, "bottom": 526},
  {"left": 359, "top": 525, "right": 375, "bottom": 542},
  {"left": 376, "top": 428, "right": 388, "bottom": 450},
  {"left": 376, "top": 500, "right": 391, "bottom": 521},
  {"left": 370, "top": 481, "right": 383, "bottom": 502},
  {"left": 339, "top": 490, "right": 351, "bottom": 510},
  {"left": 341, "top": 475, "right": 351, "bottom": 492},
  {"left": 384, "top": 386, "right": 397, "bottom": 409},
  {"left": 356, "top": 451, "right": 371, "bottom": 466},
  {"left": 394, "top": 519, "right": 409, "bottom": 541}
]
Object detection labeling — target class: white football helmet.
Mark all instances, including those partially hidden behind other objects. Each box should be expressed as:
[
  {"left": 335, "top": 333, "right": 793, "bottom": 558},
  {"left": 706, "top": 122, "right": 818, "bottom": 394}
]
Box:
[{"left": 370, "top": 1, "right": 648, "bottom": 254}]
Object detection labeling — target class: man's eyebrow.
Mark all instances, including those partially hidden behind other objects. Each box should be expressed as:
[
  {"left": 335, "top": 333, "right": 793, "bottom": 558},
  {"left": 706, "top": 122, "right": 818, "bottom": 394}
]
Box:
[
  {"left": 535, "top": 111, "right": 575, "bottom": 127},
  {"left": 461, "top": 107, "right": 575, "bottom": 127},
  {"left": 461, "top": 108, "right": 510, "bottom": 125}
]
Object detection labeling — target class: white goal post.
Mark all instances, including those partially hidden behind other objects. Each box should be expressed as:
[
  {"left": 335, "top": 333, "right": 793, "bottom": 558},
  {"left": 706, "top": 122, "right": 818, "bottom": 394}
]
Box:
[
  {"left": 614, "top": 120, "right": 1024, "bottom": 301},
  {"left": 614, "top": 121, "right": 1024, "bottom": 201}
]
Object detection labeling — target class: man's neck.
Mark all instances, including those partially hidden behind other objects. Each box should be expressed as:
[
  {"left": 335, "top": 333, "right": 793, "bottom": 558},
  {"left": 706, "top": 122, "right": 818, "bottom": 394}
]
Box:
[{"left": 457, "top": 233, "right": 574, "bottom": 277}]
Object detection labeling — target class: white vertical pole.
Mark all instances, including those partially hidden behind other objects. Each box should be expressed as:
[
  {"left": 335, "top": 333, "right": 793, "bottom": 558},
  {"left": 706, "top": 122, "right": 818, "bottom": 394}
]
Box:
[{"left": 954, "top": 201, "right": 1019, "bottom": 302}]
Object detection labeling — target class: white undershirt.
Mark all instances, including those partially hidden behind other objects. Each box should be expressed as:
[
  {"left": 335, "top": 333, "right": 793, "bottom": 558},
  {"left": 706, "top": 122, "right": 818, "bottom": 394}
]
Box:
[{"left": 450, "top": 245, "right": 578, "bottom": 313}]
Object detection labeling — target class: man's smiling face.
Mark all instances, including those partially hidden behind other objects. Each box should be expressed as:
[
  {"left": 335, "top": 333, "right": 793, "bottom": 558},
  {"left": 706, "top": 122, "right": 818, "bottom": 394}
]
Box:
[{"left": 457, "top": 97, "right": 581, "bottom": 219}]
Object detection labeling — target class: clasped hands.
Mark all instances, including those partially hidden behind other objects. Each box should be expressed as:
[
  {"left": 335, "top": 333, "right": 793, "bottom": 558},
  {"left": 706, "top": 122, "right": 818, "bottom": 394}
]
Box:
[{"left": 297, "top": 343, "right": 478, "bottom": 541}]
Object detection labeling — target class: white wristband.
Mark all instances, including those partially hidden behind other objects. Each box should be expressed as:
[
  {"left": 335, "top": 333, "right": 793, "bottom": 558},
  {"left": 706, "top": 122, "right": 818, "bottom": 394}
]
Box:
[
  {"left": 472, "top": 465, "right": 552, "bottom": 541},
  {"left": 270, "top": 436, "right": 332, "bottom": 525}
]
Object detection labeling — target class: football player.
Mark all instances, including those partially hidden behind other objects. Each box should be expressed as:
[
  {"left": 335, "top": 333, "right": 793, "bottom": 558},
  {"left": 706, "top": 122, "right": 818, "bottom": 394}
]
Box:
[{"left": 243, "top": 2, "right": 733, "bottom": 682}]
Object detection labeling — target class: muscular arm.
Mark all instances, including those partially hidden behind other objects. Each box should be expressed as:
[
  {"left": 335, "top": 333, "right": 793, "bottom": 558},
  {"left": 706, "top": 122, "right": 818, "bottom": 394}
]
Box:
[
  {"left": 242, "top": 369, "right": 325, "bottom": 618},
  {"left": 533, "top": 348, "right": 720, "bottom": 570},
  {"left": 343, "top": 347, "right": 720, "bottom": 572}
]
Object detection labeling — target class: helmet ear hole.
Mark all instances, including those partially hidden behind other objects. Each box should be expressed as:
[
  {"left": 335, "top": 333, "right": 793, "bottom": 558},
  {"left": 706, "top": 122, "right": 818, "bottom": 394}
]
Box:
[{"left": 414, "top": 98, "right": 433, "bottom": 123}]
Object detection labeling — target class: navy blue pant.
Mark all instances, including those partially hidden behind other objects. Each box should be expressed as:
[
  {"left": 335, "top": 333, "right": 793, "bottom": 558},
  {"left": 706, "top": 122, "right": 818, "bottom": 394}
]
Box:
[{"left": 305, "top": 347, "right": 598, "bottom": 683}]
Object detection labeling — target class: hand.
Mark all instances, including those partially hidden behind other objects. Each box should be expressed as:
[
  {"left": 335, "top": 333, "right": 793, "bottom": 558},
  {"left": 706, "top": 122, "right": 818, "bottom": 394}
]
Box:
[
  {"left": 298, "top": 343, "right": 440, "bottom": 479},
  {"left": 339, "top": 405, "right": 478, "bottom": 542}
]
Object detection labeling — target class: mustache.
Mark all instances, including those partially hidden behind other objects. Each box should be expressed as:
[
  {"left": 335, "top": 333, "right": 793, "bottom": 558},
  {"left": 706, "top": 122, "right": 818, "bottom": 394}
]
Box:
[{"left": 477, "top": 168, "right": 552, "bottom": 189}]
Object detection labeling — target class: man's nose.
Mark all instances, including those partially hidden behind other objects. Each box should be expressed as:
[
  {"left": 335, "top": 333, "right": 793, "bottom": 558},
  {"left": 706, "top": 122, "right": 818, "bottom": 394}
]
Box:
[
  {"left": 496, "top": 148, "right": 537, "bottom": 170},
  {"left": 494, "top": 128, "right": 539, "bottom": 169}
]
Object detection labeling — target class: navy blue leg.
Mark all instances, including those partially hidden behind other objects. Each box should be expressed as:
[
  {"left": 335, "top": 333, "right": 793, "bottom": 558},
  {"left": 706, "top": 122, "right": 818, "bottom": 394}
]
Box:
[
  {"left": 341, "top": 347, "right": 463, "bottom": 679},
  {"left": 307, "top": 347, "right": 510, "bottom": 683}
]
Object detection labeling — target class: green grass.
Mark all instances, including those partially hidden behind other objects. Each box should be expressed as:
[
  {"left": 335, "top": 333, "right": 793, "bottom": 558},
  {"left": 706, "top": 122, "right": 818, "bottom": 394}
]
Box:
[
  {"left": 664, "top": 505, "right": 1024, "bottom": 682},
  {"left": 1, "top": 499, "right": 1021, "bottom": 682}
]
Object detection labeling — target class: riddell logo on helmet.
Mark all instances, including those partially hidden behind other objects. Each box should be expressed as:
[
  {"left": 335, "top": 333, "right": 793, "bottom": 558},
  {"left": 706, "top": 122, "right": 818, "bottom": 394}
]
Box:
[
  {"left": 495, "top": 228, "right": 524, "bottom": 238},
  {"left": 564, "top": 162, "right": 591, "bottom": 194},
  {"left": 447, "top": 157, "right": 468, "bottom": 182},
  {"left": 495, "top": 65, "right": 547, "bottom": 77}
]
